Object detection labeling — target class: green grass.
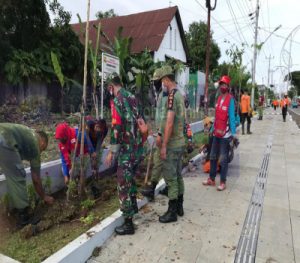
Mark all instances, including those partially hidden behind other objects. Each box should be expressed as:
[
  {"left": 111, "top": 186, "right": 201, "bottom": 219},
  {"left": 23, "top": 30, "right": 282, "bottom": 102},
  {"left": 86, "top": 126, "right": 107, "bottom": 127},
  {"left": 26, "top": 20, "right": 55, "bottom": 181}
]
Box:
[{"left": 0, "top": 195, "right": 119, "bottom": 263}]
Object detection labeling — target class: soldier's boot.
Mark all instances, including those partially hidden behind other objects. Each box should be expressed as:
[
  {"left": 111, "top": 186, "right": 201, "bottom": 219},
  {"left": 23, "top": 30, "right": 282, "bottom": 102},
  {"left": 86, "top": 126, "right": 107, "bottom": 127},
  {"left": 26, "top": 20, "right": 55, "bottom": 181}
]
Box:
[
  {"left": 115, "top": 218, "right": 135, "bottom": 235},
  {"left": 159, "top": 185, "right": 168, "bottom": 196},
  {"left": 177, "top": 195, "right": 184, "bottom": 217},
  {"left": 16, "top": 207, "right": 40, "bottom": 228},
  {"left": 159, "top": 199, "right": 177, "bottom": 223},
  {"left": 140, "top": 181, "right": 157, "bottom": 201},
  {"left": 130, "top": 195, "right": 138, "bottom": 214},
  {"left": 242, "top": 124, "right": 245, "bottom": 135},
  {"left": 247, "top": 123, "right": 252, "bottom": 134}
]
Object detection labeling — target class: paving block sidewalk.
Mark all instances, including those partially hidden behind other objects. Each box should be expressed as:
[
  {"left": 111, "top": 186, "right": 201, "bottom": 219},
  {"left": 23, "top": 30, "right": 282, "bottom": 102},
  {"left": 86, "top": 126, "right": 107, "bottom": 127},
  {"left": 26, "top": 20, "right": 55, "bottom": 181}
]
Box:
[{"left": 89, "top": 109, "right": 300, "bottom": 263}]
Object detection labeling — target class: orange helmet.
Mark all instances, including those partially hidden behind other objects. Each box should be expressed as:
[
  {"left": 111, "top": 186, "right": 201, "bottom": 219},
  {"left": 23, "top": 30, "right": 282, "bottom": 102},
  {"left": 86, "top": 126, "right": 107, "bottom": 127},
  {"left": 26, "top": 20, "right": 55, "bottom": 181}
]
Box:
[{"left": 219, "top": 75, "right": 231, "bottom": 85}]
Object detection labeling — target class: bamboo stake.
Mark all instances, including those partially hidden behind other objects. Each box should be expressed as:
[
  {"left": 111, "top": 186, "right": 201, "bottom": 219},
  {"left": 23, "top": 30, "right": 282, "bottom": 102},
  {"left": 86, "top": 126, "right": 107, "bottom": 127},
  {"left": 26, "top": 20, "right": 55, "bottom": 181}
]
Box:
[
  {"left": 92, "top": 22, "right": 101, "bottom": 120},
  {"left": 79, "top": 0, "right": 91, "bottom": 197}
]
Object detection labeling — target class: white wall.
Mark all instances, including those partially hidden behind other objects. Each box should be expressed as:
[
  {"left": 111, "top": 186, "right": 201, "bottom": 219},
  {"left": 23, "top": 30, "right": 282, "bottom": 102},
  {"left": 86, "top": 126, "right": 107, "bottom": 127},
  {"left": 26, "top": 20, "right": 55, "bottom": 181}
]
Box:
[
  {"left": 153, "top": 17, "right": 187, "bottom": 63},
  {"left": 176, "top": 67, "right": 189, "bottom": 96},
  {"left": 196, "top": 71, "right": 205, "bottom": 111}
]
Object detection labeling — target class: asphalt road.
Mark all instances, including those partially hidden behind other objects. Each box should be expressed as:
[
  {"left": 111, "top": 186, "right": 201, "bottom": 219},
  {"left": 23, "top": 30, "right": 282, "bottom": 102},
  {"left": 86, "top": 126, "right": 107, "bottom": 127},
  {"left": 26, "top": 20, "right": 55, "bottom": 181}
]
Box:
[{"left": 289, "top": 107, "right": 300, "bottom": 127}]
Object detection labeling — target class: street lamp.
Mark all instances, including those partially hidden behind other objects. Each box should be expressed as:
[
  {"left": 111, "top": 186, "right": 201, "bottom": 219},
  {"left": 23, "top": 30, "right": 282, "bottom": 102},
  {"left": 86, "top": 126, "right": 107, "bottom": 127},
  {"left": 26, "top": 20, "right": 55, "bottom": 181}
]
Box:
[{"left": 251, "top": 25, "right": 282, "bottom": 108}]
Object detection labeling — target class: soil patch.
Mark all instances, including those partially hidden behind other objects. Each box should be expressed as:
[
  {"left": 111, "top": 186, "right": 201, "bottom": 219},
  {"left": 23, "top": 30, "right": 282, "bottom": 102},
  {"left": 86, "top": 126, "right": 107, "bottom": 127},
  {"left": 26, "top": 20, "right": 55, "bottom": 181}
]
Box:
[
  {"left": 0, "top": 177, "right": 120, "bottom": 263},
  {"left": 0, "top": 173, "right": 148, "bottom": 263}
]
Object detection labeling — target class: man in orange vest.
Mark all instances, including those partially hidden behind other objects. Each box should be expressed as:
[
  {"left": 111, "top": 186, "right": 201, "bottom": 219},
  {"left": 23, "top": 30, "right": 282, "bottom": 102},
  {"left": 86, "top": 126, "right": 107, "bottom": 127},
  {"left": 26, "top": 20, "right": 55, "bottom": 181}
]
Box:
[
  {"left": 272, "top": 99, "right": 278, "bottom": 111},
  {"left": 240, "top": 90, "right": 252, "bottom": 135},
  {"left": 280, "top": 95, "right": 290, "bottom": 122}
]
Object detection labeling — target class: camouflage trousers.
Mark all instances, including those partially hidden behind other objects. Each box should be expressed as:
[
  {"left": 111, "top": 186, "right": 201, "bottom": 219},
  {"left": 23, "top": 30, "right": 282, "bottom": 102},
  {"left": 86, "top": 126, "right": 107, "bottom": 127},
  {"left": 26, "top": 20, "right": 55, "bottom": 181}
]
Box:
[
  {"left": 0, "top": 135, "right": 29, "bottom": 209},
  {"left": 258, "top": 106, "right": 263, "bottom": 117},
  {"left": 162, "top": 147, "right": 185, "bottom": 200},
  {"left": 117, "top": 151, "right": 137, "bottom": 218},
  {"left": 150, "top": 148, "right": 164, "bottom": 184}
]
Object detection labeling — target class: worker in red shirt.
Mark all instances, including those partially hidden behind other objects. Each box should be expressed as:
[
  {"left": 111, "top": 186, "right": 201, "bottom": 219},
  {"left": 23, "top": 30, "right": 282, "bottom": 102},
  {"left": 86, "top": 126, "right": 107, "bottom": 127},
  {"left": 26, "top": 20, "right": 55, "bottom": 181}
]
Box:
[{"left": 55, "top": 122, "right": 94, "bottom": 184}]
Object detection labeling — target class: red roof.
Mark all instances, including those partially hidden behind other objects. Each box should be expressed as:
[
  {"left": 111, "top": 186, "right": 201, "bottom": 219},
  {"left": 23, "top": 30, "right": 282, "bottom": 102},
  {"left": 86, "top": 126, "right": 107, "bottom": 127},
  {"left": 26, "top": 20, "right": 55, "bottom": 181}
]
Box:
[{"left": 72, "top": 6, "right": 188, "bottom": 56}]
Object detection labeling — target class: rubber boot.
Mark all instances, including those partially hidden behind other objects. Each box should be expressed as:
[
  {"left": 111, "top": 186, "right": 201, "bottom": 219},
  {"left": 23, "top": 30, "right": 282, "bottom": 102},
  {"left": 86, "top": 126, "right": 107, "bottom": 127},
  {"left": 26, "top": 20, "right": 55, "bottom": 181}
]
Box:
[
  {"left": 247, "top": 123, "right": 252, "bottom": 134},
  {"left": 140, "top": 181, "right": 157, "bottom": 201},
  {"left": 16, "top": 207, "right": 40, "bottom": 228},
  {"left": 131, "top": 195, "right": 138, "bottom": 214},
  {"left": 242, "top": 124, "right": 245, "bottom": 135},
  {"left": 159, "top": 199, "right": 178, "bottom": 223},
  {"left": 115, "top": 218, "right": 135, "bottom": 235},
  {"left": 177, "top": 195, "right": 184, "bottom": 217}
]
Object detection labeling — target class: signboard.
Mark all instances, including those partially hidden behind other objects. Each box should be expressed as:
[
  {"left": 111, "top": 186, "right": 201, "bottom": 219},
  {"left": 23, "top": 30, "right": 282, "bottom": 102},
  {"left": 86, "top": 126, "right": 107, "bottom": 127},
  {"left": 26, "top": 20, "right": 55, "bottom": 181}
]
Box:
[
  {"left": 101, "top": 53, "right": 120, "bottom": 118},
  {"left": 101, "top": 53, "right": 120, "bottom": 80}
]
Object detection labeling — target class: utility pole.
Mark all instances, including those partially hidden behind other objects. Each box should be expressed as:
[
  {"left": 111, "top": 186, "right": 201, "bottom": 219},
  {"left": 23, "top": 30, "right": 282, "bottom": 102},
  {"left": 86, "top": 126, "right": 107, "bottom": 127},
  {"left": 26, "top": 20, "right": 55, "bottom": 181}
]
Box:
[
  {"left": 204, "top": 0, "right": 217, "bottom": 115},
  {"left": 251, "top": 0, "right": 259, "bottom": 108},
  {"left": 266, "top": 55, "right": 274, "bottom": 106}
]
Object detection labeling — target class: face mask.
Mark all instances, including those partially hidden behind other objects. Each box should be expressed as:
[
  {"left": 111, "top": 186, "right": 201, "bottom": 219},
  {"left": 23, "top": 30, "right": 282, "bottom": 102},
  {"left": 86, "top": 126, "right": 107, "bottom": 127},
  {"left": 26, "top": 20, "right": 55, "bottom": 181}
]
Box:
[
  {"left": 220, "top": 86, "right": 228, "bottom": 94},
  {"left": 108, "top": 85, "right": 114, "bottom": 98},
  {"left": 162, "top": 83, "right": 168, "bottom": 93}
]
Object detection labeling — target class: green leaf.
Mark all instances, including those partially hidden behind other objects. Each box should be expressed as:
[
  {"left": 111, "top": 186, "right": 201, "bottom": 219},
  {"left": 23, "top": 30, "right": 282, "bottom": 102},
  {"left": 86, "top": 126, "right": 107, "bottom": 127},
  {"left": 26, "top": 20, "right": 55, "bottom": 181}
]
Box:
[{"left": 51, "top": 51, "right": 65, "bottom": 88}]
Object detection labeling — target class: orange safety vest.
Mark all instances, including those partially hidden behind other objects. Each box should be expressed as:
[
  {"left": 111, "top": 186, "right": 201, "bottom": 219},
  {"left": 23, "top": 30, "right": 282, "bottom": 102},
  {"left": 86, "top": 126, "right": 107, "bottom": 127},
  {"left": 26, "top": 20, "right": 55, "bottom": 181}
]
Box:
[
  {"left": 280, "top": 98, "right": 289, "bottom": 108},
  {"left": 240, "top": 95, "right": 250, "bottom": 114}
]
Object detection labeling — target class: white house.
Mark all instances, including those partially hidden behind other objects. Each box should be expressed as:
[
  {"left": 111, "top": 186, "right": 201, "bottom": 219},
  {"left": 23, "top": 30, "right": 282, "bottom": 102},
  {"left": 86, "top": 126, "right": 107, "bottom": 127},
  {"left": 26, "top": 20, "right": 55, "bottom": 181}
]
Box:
[{"left": 72, "top": 6, "right": 190, "bottom": 87}]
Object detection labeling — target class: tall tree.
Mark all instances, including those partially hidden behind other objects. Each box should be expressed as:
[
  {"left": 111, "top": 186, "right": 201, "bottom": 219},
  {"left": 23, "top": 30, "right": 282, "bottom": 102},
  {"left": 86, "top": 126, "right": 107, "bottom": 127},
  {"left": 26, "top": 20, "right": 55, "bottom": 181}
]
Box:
[
  {"left": 185, "top": 21, "right": 220, "bottom": 72},
  {"left": 0, "top": 0, "right": 50, "bottom": 52},
  {"left": 285, "top": 71, "right": 300, "bottom": 97},
  {"left": 95, "top": 9, "right": 117, "bottom": 20}
]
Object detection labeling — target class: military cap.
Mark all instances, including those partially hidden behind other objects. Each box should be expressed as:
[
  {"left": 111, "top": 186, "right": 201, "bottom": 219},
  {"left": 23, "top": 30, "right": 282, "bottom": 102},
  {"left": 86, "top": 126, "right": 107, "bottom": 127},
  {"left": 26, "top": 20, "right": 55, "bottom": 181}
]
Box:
[
  {"left": 106, "top": 72, "right": 122, "bottom": 86},
  {"left": 159, "top": 65, "right": 174, "bottom": 79},
  {"left": 153, "top": 65, "right": 174, "bottom": 80},
  {"left": 152, "top": 68, "right": 163, "bottom": 81}
]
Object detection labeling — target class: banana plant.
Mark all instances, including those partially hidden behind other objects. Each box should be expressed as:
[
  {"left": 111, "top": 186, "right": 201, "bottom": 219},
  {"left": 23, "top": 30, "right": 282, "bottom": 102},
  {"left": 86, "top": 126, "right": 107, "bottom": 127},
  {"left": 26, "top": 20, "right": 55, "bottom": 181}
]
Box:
[
  {"left": 51, "top": 51, "right": 82, "bottom": 114},
  {"left": 113, "top": 26, "right": 132, "bottom": 85},
  {"left": 130, "top": 49, "right": 156, "bottom": 108}
]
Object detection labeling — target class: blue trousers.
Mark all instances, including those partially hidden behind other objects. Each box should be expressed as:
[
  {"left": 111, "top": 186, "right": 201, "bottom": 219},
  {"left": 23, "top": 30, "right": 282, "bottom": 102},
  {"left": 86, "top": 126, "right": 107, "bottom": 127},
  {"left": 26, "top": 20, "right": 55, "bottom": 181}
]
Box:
[{"left": 209, "top": 136, "right": 230, "bottom": 183}]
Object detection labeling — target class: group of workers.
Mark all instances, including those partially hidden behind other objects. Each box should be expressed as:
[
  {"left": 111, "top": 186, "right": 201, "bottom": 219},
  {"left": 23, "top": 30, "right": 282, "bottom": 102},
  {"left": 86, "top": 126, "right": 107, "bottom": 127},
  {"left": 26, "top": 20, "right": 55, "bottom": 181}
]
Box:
[
  {"left": 273, "top": 96, "right": 291, "bottom": 122},
  {"left": 0, "top": 64, "right": 292, "bottom": 235}
]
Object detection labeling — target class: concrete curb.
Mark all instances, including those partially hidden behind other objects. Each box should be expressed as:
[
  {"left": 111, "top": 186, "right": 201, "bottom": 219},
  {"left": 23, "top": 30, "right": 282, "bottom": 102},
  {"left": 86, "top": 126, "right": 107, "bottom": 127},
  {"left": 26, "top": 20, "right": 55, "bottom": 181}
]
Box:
[
  {"left": 0, "top": 254, "right": 20, "bottom": 263},
  {"left": 42, "top": 180, "right": 166, "bottom": 263},
  {"left": 0, "top": 120, "right": 205, "bottom": 262}
]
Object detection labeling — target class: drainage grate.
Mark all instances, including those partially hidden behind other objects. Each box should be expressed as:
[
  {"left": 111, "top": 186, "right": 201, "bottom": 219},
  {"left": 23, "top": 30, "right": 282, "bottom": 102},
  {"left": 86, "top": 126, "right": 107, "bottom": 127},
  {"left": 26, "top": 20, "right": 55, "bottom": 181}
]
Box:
[{"left": 234, "top": 135, "right": 273, "bottom": 263}]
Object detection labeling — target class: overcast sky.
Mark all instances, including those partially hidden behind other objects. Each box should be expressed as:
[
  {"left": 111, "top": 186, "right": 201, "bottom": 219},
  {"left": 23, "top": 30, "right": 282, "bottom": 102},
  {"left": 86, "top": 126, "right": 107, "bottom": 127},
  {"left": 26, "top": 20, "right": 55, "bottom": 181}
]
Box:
[{"left": 57, "top": 0, "right": 300, "bottom": 93}]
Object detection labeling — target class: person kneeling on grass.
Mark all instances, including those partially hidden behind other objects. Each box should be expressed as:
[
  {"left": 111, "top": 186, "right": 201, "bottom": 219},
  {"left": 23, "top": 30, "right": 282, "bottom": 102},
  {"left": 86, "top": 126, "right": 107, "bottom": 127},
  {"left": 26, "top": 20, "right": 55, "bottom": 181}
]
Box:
[
  {"left": 0, "top": 123, "right": 54, "bottom": 227},
  {"left": 55, "top": 122, "right": 94, "bottom": 185}
]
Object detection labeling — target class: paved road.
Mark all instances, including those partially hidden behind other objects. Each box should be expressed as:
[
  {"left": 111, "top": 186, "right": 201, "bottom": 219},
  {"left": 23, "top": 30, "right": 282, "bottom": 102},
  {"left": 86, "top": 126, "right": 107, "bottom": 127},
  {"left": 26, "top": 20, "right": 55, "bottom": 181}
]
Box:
[
  {"left": 88, "top": 110, "right": 300, "bottom": 263},
  {"left": 288, "top": 108, "right": 300, "bottom": 127}
]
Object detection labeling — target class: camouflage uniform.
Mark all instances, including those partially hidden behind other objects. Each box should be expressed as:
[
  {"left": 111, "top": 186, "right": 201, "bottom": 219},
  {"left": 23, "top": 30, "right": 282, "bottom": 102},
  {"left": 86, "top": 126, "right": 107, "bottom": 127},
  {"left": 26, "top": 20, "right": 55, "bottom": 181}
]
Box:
[
  {"left": 110, "top": 88, "right": 143, "bottom": 218},
  {"left": 0, "top": 124, "right": 41, "bottom": 209},
  {"left": 150, "top": 91, "right": 168, "bottom": 184},
  {"left": 160, "top": 88, "right": 186, "bottom": 200}
]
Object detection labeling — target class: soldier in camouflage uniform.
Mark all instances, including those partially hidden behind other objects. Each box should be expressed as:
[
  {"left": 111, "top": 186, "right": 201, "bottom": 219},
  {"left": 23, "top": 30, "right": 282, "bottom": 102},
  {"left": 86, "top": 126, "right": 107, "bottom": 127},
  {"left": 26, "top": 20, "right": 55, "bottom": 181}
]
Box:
[
  {"left": 157, "top": 65, "right": 186, "bottom": 223},
  {"left": 105, "top": 73, "right": 144, "bottom": 235},
  {"left": 140, "top": 68, "right": 168, "bottom": 200},
  {"left": 0, "top": 123, "right": 54, "bottom": 227}
]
